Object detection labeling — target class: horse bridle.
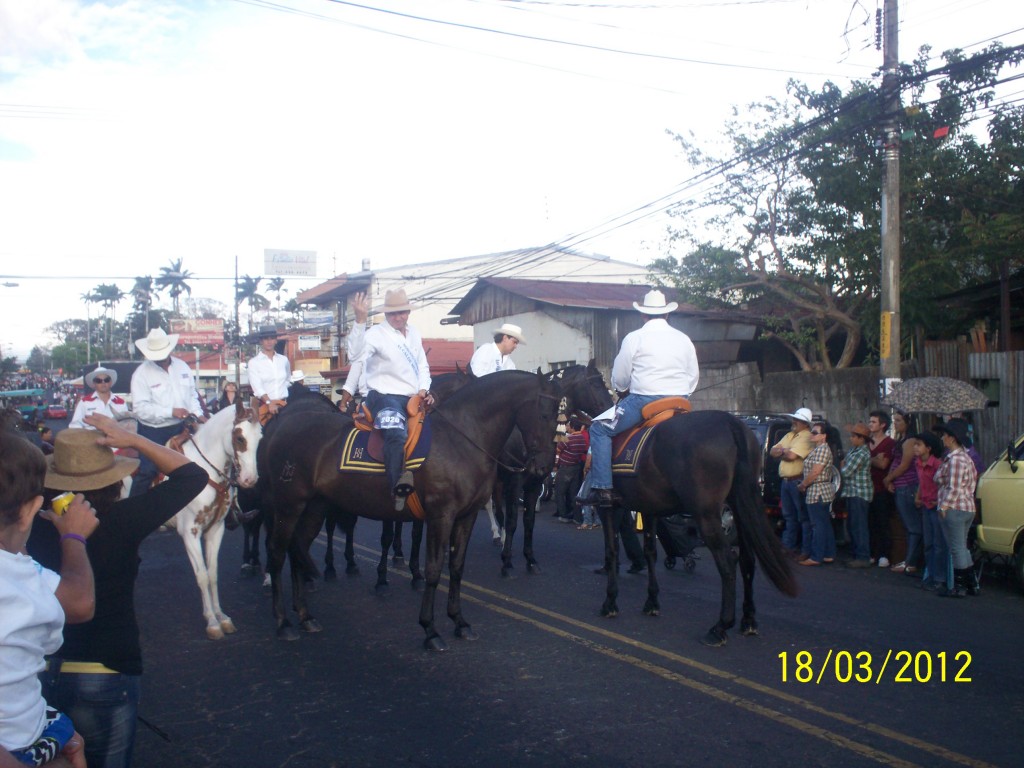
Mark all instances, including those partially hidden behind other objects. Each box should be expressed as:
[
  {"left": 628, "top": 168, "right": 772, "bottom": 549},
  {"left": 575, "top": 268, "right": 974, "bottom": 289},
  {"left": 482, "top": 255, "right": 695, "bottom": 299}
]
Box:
[
  {"left": 430, "top": 391, "right": 560, "bottom": 474},
  {"left": 184, "top": 409, "right": 253, "bottom": 484}
]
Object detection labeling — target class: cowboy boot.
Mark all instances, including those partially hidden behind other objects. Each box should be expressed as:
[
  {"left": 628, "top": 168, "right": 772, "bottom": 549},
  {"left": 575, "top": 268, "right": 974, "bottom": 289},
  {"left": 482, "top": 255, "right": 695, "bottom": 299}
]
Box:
[
  {"left": 964, "top": 566, "right": 981, "bottom": 596},
  {"left": 937, "top": 569, "right": 966, "bottom": 598}
]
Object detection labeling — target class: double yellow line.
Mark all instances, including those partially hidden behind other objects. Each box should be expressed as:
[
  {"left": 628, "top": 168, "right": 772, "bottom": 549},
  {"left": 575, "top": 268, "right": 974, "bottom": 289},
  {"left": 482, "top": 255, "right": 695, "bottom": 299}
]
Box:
[{"left": 334, "top": 537, "right": 995, "bottom": 768}]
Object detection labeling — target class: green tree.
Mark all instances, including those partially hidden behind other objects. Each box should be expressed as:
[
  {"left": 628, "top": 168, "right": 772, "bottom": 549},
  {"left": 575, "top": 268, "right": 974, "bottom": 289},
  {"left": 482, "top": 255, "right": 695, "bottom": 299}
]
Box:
[
  {"left": 267, "top": 277, "right": 287, "bottom": 320},
  {"left": 91, "top": 283, "right": 126, "bottom": 359},
  {"left": 156, "top": 259, "right": 194, "bottom": 316},
  {"left": 1, "top": 356, "right": 20, "bottom": 376},
  {"left": 26, "top": 346, "right": 51, "bottom": 374},
  {"left": 235, "top": 275, "right": 269, "bottom": 335}
]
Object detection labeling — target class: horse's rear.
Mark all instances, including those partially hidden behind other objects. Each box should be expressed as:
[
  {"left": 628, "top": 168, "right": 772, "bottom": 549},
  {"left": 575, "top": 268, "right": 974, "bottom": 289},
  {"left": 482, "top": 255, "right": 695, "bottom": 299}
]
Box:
[{"left": 608, "top": 410, "right": 796, "bottom": 646}]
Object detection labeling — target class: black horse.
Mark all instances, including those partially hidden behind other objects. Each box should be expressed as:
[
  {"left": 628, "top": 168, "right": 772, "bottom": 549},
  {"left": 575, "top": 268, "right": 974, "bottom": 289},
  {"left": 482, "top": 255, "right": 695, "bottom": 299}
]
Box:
[
  {"left": 263, "top": 369, "right": 562, "bottom": 648},
  {"left": 598, "top": 409, "right": 799, "bottom": 646}
]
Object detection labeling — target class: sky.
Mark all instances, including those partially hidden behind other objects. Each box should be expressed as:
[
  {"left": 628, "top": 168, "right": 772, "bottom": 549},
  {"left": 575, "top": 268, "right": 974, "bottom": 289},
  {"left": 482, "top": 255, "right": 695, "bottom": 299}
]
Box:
[{"left": 1, "top": 0, "right": 1020, "bottom": 363}]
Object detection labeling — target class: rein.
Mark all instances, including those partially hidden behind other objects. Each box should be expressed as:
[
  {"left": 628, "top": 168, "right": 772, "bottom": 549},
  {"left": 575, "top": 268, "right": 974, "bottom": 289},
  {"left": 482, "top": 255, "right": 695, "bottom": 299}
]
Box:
[{"left": 183, "top": 413, "right": 249, "bottom": 484}]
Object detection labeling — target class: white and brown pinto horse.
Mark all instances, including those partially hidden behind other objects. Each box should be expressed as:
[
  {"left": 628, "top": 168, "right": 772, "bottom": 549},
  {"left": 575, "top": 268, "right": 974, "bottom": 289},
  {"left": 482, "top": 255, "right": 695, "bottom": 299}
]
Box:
[{"left": 166, "top": 397, "right": 263, "bottom": 639}]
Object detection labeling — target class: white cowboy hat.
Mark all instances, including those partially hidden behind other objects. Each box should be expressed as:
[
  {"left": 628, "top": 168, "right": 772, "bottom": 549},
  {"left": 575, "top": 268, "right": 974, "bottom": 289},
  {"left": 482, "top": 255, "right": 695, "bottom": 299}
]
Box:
[
  {"left": 633, "top": 289, "right": 678, "bottom": 315},
  {"left": 84, "top": 366, "right": 118, "bottom": 388},
  {"left": 290, "top": 370, "right": 305, "bottom": 383},
  {"left": 135, "top": 328, "right": 179, "bottom": 361},
  {"left": 787, "top": 407, "right": 814, "bottom": 424},
  {"left": 379, "top": 288, "right": 414, "bottom": 313},
  {"left": 492, "top": 323, "right": 526, "bottom": 344}
]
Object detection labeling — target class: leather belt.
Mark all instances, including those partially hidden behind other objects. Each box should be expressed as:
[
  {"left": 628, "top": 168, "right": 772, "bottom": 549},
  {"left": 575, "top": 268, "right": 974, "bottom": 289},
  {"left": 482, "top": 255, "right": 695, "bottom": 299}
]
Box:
[{"left": 781, "top": 475, "right": 802, "bottom": 481}]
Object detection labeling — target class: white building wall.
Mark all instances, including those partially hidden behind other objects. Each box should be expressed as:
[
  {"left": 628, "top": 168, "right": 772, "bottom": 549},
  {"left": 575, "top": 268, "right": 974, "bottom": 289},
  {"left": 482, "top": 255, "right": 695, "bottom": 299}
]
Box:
[{"left": 474, "top": 313, "right": 592, "bottom": 373}]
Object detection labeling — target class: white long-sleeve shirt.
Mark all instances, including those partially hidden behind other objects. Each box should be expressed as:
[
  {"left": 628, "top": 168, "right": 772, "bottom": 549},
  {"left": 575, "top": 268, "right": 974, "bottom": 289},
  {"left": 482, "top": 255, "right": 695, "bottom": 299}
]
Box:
[
  {"left": 130, "top": 357, "right": 204, "bottom": 428},
  {"left": 340, "top": 353, "right": 369, "bottom": 396},
  {"left": 68, "top": 393, "right": 130, "bottom": 429},
  {"left": 247, "top": 351, "right": 291, "bottom": 401},
  {"left": 611, "top": 317, "right": 699, "bottom": 396},
  {"left": 469, "top": 342, "right": 516, "bottom": 377},
  {"left": 346, "top": 322, "right": 431, "bottom": 396}
]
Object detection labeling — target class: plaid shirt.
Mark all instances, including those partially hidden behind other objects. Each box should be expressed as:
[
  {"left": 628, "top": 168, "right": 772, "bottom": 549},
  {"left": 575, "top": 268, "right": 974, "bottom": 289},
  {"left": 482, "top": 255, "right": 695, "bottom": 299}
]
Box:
[
  {"left": 803, "top": 444, "right": 835, "bottom": 504},
  {"left": 935, "top": 447, "right": 977, "bottom": 513},
  {"left": 841, "top": 444, "right": 873, "bottom": 502}
]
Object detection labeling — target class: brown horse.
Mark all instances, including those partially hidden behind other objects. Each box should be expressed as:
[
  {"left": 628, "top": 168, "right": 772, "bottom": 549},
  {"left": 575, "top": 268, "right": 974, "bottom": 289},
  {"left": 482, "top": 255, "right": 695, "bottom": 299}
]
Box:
[
  {"left": 598, "top": 409, "right": 798, "bottom": 646},
  {"left": 263, "top": 369, "right": 562, "bottom": 649}
]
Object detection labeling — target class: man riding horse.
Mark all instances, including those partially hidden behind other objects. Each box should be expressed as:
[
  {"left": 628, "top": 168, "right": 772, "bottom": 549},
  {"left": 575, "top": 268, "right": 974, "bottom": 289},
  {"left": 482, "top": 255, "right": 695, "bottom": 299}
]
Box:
[
  {"left": 248, "top": 325, "right": 292, "bottom": 423},
  {"left": 345, "top": 289, "right": 434, "bottom": 511},
  {"left": 583, "top": 289, "right": 699, "bottom": 508}
]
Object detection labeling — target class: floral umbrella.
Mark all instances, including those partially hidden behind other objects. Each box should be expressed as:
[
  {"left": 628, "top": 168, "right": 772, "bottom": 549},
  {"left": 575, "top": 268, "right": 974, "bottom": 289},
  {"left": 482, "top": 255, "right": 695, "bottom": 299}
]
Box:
[{"left": 881, "top": 376, "right": 989, "bottom": 416}]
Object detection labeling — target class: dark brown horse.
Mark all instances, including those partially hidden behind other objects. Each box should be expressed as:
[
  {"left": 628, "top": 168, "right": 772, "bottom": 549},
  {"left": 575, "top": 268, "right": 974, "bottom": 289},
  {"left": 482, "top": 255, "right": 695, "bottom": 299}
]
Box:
[
  {"left": 263, "top": 369, "right": 562, "bottom": 648},
  {"left": 599, "top": 409, "right": 798, "bottom": 646}
]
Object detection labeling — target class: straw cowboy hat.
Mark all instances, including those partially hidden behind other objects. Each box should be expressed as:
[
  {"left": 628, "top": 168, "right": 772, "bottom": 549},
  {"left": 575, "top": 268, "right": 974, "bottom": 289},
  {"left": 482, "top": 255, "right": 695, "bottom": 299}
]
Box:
[
  {"left": 45, "top": 429, "right": 139, "bottom": 492},
  {"left": 84, "top": 366, "right": 118, "bottom": 388},
  {"left": 290, "top": 370, "right": 306, "bottom": 383},
  {"left": 846, "top": 422, "right": 871, "bottom": 440},
  {"left": 492, "top": 323, "right": 526, "bottom": 344},
  {"left": 135, "top": 328, "right": 179, "bottom": 361},
  {"left": 633, "top": 289, "right": 678, "bottom": 315},
  {"left": 380, "top": 289, "right": 414, "bottom": 314},
  {"left": 787, "top": 407, "right": 814, "bottom": 425}
]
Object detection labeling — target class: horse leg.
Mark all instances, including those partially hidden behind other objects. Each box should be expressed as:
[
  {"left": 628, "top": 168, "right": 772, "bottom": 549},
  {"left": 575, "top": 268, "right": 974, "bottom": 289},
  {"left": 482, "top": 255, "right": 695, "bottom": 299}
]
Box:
[
  {"left": 323, "top": 509, "right": 337, "bottom": 581},
  {"left": 267, "top": 511, "right": 299, "bottom": 641},
  {"left": 699, "top": 517, "right": 739, "bottom": 647},
  {"left": 377, "top": 520, "right": 396, "bottom": 593},
  {"left": 178, "top": 521, "right": 224, "bottom": 640},
  {"left": 344, "top": 517, "right": 359, "bottom": 575},
  {"left": 203, "top": 521, "right": 236, "bottom": 636},
  {"left": 446, "top": 513, "right": 478, "bottom": 641},
  {"left": 408, "top": 519, "right": 425, "bottom": 590},
  {"left": 738, "top": 537, "right": 758, "bottom": 636},
  {"left": 241, "top": 516, "right": 260, "bottom": 577},
  {"left": 291, "top": 509, "right": 326, "bottom": 633},
  {"left": 392, "top": 521, "right": 405, "bottom": 565},
  {"left": 522, "top": 477, "right": 541, "bottom": 574},
  {"left": 640, "top": 520, "right": 661, "bottom": 616},
  {"left": 420, "top": 518, "right": 453, "bottom": 651},
  {"left": 600, "top": 507, "right": 620, "bottom": 618},
  {"left": 499, "top": 476, "right": 520, "bottom": 578}
]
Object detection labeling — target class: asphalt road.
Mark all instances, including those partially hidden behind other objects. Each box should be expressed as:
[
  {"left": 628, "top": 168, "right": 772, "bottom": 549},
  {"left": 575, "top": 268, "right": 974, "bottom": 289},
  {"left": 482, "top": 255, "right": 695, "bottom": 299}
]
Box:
[{"left": 121, "top": 498, "right": 1022, "bottom": 768}]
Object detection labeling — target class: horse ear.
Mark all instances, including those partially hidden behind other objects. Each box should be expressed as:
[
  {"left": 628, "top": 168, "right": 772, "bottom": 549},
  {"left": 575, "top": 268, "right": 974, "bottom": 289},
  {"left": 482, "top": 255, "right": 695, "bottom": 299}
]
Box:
[
  {"left": 234, "top": 396, "right": 246, "bottom": 419},
  {"left": 536, "top": 367, "right": 543, "bottom": 376},
  {"left": 587, "top": 358, "right": 597, "bottom": 371},
  {"left": 248, "top": 396, "right": 261, "bottom": 422}
]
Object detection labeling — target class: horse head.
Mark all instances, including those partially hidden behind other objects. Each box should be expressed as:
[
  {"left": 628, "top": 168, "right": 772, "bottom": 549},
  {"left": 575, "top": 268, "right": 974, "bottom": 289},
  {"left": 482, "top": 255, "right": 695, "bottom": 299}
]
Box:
[
  {"left": 550, "top": 360, "right": 613, "bottom": 423},
  {"left": 515, "top": 370, "right": 562, "bottom": 478},
  {"left": 231, "top": 396, "right": 264, "bottom": 488}
]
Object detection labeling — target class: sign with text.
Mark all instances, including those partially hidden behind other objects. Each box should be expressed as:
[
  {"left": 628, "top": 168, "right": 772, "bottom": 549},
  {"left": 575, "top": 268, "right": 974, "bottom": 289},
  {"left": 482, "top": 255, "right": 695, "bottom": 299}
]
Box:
[
  {"left": 170, "top": 318, "right": 225, "bottom": 347},
  {"left": 264, "top": 249, "right": 317, "bottom": 277},
  {"left": 298, "top": 335, "right": 322, "bottom": 351}
]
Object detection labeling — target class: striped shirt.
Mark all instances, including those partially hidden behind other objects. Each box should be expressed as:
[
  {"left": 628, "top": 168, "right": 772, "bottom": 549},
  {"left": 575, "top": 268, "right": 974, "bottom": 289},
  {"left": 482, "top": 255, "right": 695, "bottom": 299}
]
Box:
[
  {"left": 841, "top": 444, "right": 873, "bottom": 502},
  {"left": 557, "top": 431, "right": 589, "bottom": 468},
  {"left": 935, "top": 447, "right": 977, "bottom": 513}
]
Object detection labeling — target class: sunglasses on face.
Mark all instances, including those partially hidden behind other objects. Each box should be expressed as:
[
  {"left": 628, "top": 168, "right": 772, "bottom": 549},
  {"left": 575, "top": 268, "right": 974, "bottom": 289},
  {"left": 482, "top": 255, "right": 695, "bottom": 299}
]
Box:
[
  {"left": 94, "top": 377, "right": 112, "bottom": 384},
  {"left": 811, "top": 430, "right": 824, "bottom": 436}
]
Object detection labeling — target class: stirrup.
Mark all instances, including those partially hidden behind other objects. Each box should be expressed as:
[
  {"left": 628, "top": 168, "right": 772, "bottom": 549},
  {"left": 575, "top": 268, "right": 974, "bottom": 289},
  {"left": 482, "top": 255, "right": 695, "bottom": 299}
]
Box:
[{"left": 393, "top": 470, "right": 415, "bottom": 499}]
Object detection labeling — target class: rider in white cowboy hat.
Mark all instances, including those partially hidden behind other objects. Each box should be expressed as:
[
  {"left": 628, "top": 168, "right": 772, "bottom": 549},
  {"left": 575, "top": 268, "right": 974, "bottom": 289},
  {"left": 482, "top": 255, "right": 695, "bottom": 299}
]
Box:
[
  {"left": 345, "top": 289, "right": 433, "bottom": 511},
  {"left": 583, "top": 288, "right": 699, "bottom": 508},
  {"left": 770, "top": 406, "right": 815, "bottom": 556},
  {"left": 248, "top": 325, "right": 292, "bottom": 421},
  {"left": 69, "top": 366, "right": 129, "bottom": 429},
  {"left": 469, "top": 322, "right": 526, "bottom": 377},
  {"left": 128, "top": 328, "right": 205, "bottom": 496}
]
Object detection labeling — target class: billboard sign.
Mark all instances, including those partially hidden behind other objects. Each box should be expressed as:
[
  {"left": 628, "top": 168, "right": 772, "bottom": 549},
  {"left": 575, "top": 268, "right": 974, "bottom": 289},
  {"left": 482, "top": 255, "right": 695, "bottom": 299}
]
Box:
[
  {"left": 170, "top": 318, "right": 225, "bottom": 347},
  {"left": 265, "top": 249, "right": 317, "bottom": 277},
  {"left": 298, "top": 335, "right": 322, "bottom": 352}
]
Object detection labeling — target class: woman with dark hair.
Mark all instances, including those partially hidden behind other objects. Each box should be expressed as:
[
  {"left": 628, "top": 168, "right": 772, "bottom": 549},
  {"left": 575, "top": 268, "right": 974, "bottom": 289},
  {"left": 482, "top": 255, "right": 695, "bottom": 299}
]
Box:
[
  {"left": 885, "top": 410, "right": 921, "bottom": 574},
  {"left": 932, "top": 420, "right": 979, "bottom": 598},
  {"left": 27, "top": 415, "right": 207, "bottom": 768},
  {"left": 797, "top": 423, "right": 837, "bottom": 566},
  {"left": 211, "top": 381, "right": 238, "bottom": 413}
]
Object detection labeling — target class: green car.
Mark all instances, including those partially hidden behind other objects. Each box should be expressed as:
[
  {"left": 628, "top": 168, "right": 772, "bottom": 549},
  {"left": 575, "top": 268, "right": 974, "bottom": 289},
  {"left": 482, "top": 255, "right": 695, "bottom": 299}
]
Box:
[{"left": 975, "top": 431, "right": 1024, "bottom": 592}]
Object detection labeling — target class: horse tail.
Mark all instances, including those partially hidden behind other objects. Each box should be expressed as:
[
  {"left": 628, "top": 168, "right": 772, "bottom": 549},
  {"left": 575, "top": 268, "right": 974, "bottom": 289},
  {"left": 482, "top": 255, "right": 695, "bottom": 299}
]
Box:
[{"left": 727, "top": 417, "right": 799, "bottom": 597}]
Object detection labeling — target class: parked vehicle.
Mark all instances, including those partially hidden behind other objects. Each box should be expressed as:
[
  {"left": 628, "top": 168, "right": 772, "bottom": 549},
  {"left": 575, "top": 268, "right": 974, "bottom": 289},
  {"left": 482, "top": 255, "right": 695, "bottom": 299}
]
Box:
[
  {"left": 44, "top": 403, "right": 68, "bottom": 419},
  {"left": 974, "top": 430, "right": 1024, "bottom": 592}
]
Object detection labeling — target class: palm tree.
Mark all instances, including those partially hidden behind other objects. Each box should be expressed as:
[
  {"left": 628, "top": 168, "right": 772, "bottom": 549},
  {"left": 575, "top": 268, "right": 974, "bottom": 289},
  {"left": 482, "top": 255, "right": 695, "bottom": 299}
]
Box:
[
  {"left": 234, "top": 275, "right": 270, "bottom": 335},
  {"left": 130, "top": 276, "right": 155, "bottom": 339},
  {"left": 80, "top": 289, "right": 100, "bottom": 364},
  {"left": 92, "top": 283, "right": 126, "bottom": 358},
  {"left": 266, "top": 277, "right": 287, "bottom": 321},
  {"left": 156, "top": 258, "right": 194, "bottom": 316}
]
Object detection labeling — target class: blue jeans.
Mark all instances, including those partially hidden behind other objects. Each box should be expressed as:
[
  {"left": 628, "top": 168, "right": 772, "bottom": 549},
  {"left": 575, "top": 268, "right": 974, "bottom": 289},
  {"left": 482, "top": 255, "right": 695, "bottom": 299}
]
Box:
[
  {"left": 921, "top": 505, "right": 948, "bottom": 586},
  {"left": 939, "top": 507, "right": 975, "bottom": 570},
  {"left": 893, "top": 485, "right": 922, "bottom": 566},
  {"left": 130, "top": 422, "right": 184, "bottom": 496},
  {"left": 845, "top": 496, "right": 870, "bottom": 560},
  {"left": 366, "top": 391, "right": 410, "bottom": 490},
  {"left": 588, "top": 394, "right": 661, "bottom": 490},
  {"left": 779, "top": 477, "right": 806, "bottom": 550},
  {"left": 39, "top": 668, "right": 141, "bottom": 768},
  {"left": 577, "top": 474, "right": 599, "bottom": 526},
  {"left": 805, "top": 500, "right": 836, "bottom": 562}
]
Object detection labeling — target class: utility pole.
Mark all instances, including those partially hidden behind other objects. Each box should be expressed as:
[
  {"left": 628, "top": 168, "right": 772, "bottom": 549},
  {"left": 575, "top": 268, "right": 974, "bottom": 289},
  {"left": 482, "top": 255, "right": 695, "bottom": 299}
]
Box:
[{"left": 879, "top": 0, "right": 902, "bottom": 398}]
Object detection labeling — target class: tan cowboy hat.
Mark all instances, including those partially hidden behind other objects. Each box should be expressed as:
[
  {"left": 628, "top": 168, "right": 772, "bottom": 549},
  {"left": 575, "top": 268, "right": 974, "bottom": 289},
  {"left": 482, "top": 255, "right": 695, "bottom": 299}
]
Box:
[
  {"left": 135, "top": 328, "right": 179, "bottom": 361},
  {"left": 45, "top": 429, "right": 139, "bottom": 492},
  {"left": 84, "top": 366, "right": 118, "bottom": 388},
  {"left": 846, "top": 422, "right": 871, "bottom": 440},
  {"left": 633, "top": 289, "right": 678, "bottom": 315},
  {"left": 492, "top": 323, "right": 526, "bottom": 344},
  {"left": 380, "top": 289, "right": 414, "bottom": 314}
]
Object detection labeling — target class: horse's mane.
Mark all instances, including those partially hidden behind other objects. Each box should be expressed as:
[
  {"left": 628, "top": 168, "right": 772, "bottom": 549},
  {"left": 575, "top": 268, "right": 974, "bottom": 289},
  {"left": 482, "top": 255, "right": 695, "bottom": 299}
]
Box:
[{"left": 436, "top": 369, "right": 541, "bottom": 412}]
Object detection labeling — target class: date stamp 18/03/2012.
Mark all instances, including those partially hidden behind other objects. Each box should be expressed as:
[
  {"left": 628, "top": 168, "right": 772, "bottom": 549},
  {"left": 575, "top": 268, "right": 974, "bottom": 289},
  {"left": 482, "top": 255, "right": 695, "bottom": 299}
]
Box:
[{"left": 778, "top": 650, "right": 972, "bottom": 684}]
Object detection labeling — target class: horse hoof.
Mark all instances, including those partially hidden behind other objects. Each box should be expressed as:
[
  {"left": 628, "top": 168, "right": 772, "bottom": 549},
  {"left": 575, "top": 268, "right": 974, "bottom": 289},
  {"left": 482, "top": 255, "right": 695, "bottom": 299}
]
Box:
[
  {"left": 206, "top": 626, "right": 225, "bottom": 640},
  {"left": 455, "top": 626, "right": 479, "bottom": 641},
  {"left": 526, "top": 561, "right": 541, "bottom": 575},
  {"left": 220, "top": 619, "right": 237, "bottom": 635},
  {"left": 374, "top": 583, "right": 391, "bottom": 597},
  {"left": 600, "top": 605, "right": 619, "bottom": 618},
  {"left": 300, "top": 618, "right": 323, "bottom": 633},
  {"left": 700, "top": 629, "right": 728, "bottom": 647},
  {"left": 278, "top": 625, "right": 300, "bottom": 642},
  {"left": 424, "top": 636, "right": 448, "bottom": 652},
  {"left": 492, "top": 537, "right": 501, "bottom": 547},
  {"left": 500, "top": 567, "right": 514, "bottom": 579},
  {"left": 346, "top": 564, "right": 360, "bottom": 576},
  {"left": 324, "top": 568, "right": 338, "bottom": 582},
  {"left": 741, "top": 622, "right": 759, "bottom": 637},
  {"left": 410, "top": 577, "right": 425, "bottom": 592},
  {"left": 392, "top": 556, "right": 405, "bottom": 566},
  {"left": 643, "top": 605, "right": 660, "bottom": 617},
  {"left": 240, "top": 563, "right": 255, "bottom": 578}
]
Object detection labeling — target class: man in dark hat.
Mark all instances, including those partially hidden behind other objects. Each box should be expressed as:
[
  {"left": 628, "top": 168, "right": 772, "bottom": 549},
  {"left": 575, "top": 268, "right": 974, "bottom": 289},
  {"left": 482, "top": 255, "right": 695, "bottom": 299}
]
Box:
[
  {"left": 932, "top": 420, "right": 979, "bottom": 597},
  {"left": 248, "top": 326, "right": 291, "bottom": 423}
]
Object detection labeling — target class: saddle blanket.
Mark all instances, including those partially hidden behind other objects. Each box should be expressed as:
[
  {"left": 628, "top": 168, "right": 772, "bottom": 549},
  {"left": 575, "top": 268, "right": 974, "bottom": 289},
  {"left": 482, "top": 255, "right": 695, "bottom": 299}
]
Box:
[
  {"left": 610, "top": 425, "right": 658, "bottom": 477},
  {"left": 338, "top": 418, "right": 432, "bottom": 475}
]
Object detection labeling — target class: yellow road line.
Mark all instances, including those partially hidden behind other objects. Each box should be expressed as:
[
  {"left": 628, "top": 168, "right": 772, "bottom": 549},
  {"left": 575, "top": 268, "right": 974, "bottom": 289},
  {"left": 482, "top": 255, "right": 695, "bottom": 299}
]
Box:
[{"left": 335, "top": 538, "right": 996, "bottom": 768}]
